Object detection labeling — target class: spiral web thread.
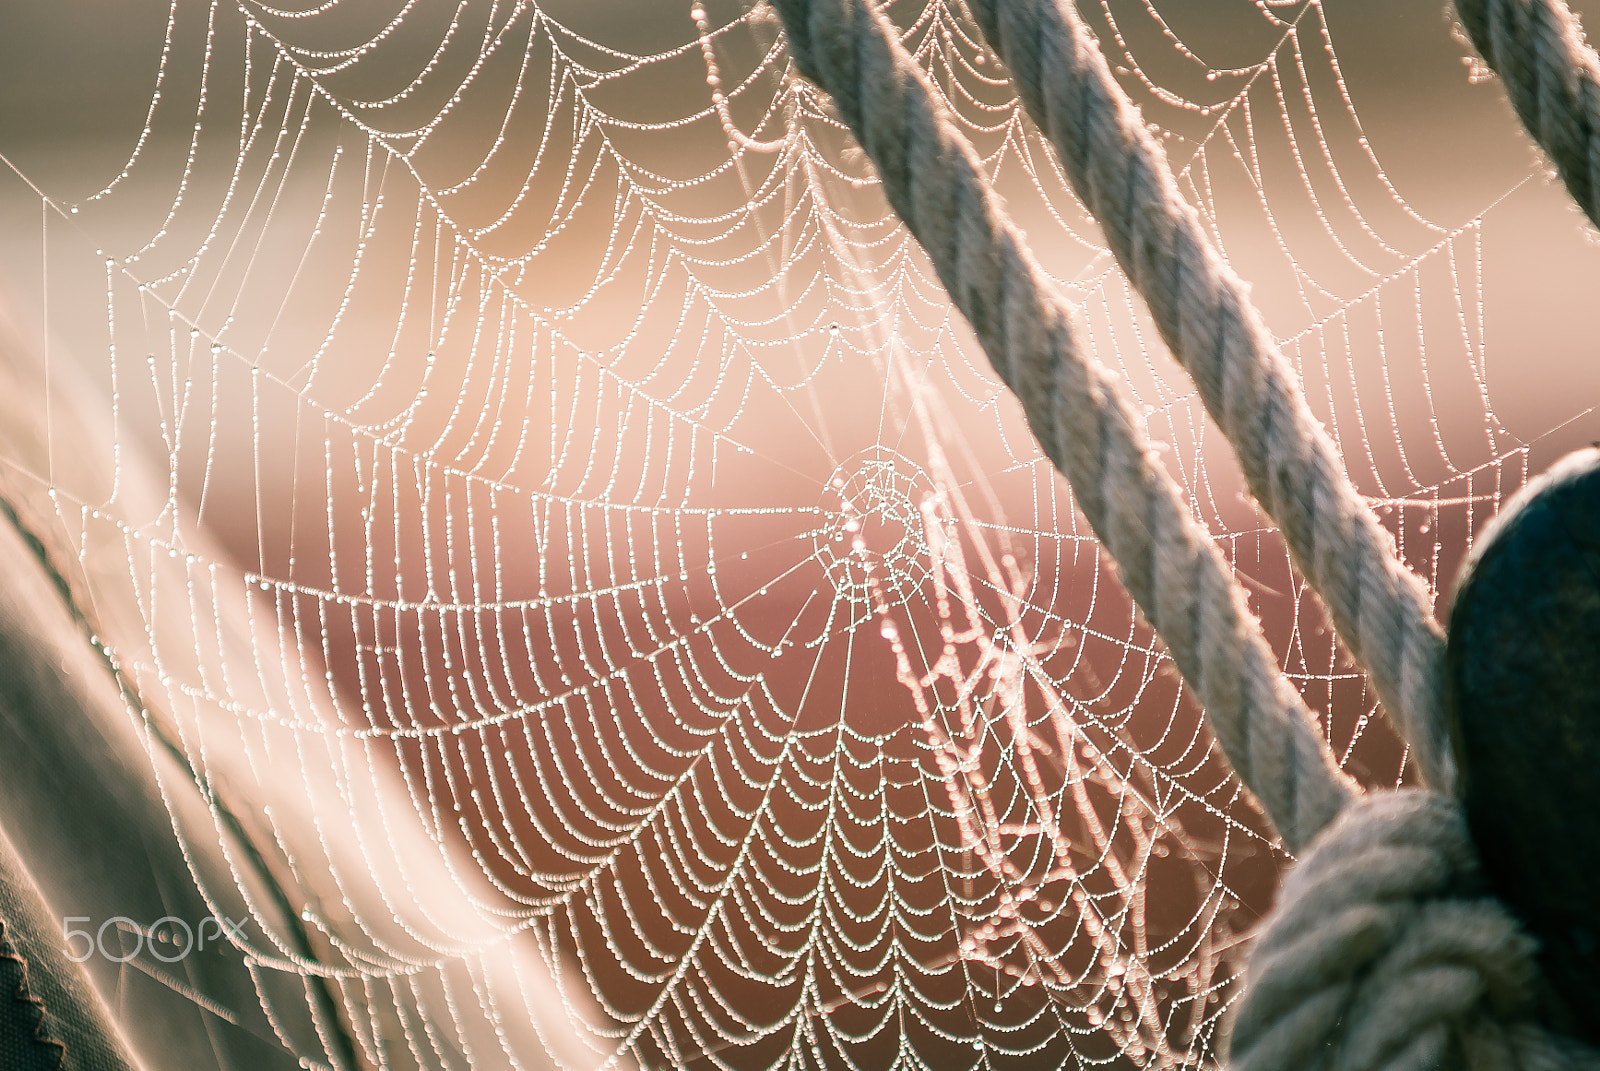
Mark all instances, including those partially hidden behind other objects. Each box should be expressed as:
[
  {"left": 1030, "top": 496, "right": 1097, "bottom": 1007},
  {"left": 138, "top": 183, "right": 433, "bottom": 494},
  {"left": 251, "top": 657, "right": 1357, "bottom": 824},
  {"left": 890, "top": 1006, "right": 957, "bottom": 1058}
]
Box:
[{"left": 0, "top": 1, "right": 1576, "bottom": 1069}]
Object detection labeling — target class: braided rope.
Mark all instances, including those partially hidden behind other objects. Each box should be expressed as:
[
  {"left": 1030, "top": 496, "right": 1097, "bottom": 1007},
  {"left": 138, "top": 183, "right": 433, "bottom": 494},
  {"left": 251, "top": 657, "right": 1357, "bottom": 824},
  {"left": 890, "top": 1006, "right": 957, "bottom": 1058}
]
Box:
[
  {"left": 1458, "top": 0, "right": 1600, "bottom": 231},
  {"left": 770, "top": 0, "right": 1353, "bottom": 851},
  {"left": 960, "top": 0, "right": 1453, "bottom": 793}
]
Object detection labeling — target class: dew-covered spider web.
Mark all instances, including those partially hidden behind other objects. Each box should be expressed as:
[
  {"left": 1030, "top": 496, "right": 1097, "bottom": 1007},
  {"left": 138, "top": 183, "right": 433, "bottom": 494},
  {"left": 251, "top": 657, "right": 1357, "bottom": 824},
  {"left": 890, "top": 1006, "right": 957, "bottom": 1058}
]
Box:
[{"left": 0, "top": 0, "right": 1595, "bottom": 1069}]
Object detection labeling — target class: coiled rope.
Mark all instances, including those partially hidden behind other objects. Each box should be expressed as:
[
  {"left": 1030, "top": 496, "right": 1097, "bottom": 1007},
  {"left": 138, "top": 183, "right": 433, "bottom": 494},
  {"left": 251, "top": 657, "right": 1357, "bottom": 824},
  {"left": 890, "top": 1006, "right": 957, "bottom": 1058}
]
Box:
[
  {"left": 1457, "top": 0, "right": 1600, "bottom": 231},
  {"left": 766, "top": 0, "right": 1600, "bottom": 1066}
]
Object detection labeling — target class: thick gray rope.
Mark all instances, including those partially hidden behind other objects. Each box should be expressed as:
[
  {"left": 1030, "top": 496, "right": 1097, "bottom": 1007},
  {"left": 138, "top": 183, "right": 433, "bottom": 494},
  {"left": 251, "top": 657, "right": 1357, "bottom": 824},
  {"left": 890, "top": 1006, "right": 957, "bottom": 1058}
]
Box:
[
  {"left": 769, "top": 0, "right": 1352, "bottom": 851},
  {"left": 951, "top": 5, "right": 1600, "bottom": 1062},
  {"left": 956, "top": 4, "right": 1600, "bottom": 1067},
  {"left": 960, "top": 0, "right": 1453, "bottom": 794},
  {"left": 1458, "top": 0, "right": 1600, "bottom": 231},
  {"left": 1229, "top": 791, "right": 1600, "bottom": 1071}
]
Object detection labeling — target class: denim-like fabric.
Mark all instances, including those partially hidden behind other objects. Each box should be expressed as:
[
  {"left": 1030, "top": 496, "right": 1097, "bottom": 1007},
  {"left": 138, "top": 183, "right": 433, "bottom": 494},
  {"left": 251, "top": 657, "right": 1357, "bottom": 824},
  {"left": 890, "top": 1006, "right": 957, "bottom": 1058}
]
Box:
[
  {"left": 0, "top": 830, "right": 132, "bottom": 1071},
  {"left": 0, "top": 921, "right": 64, "bottom": 1071},
  {"left": 0, "top": 516, "right": 307, "bottom": 1071}
]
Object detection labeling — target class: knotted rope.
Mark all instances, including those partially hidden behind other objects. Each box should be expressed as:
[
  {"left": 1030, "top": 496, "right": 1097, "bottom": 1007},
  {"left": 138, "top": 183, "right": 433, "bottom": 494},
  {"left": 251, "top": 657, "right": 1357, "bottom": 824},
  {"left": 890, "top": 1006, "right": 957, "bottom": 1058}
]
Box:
[
  {"left": 767, "top": 0, "right": 1600, "bottom": 1065},
  {"left": 1457, "top": 0, "right": 1600, "bottom": 231},
  {"left": 1229, "top": 792, "right": 1600, "bottom": 1071},
  {"left": 769, "top": 0, "right": 1351, "bottom": 852},
  {"left": 960, "top": 0, "right": 1452, "bottom": 793}
]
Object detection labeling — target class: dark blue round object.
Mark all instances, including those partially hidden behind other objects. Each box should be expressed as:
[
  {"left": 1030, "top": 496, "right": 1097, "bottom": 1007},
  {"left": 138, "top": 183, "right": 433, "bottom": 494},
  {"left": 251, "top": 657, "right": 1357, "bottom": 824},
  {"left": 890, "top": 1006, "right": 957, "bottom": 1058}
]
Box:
[{"left": 1447, "top": 446, "right": 1600, "bottom": 1040}]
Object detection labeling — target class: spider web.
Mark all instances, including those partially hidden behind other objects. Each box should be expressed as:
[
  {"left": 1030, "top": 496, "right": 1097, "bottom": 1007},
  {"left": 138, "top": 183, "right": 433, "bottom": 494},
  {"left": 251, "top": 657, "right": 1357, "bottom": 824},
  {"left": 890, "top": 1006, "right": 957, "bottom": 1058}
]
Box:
[{"left": 0, "top": 0, "right": 1587, "bottom": 1069}]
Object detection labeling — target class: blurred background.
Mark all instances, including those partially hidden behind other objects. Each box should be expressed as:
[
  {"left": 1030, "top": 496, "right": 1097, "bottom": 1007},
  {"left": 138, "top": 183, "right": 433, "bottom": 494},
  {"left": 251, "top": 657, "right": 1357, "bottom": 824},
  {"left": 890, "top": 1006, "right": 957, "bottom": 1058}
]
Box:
[{"left": 0, "top": 2, "right": 1596, "bottom": 1069}]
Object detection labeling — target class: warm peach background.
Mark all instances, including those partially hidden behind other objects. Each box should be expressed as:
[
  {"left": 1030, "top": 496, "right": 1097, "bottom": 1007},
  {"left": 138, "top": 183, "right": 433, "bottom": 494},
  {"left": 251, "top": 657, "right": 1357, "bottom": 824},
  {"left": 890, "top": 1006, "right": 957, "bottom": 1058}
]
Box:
[{"left": 2, "top": 3, "right": 1598, "bottom": 1068}]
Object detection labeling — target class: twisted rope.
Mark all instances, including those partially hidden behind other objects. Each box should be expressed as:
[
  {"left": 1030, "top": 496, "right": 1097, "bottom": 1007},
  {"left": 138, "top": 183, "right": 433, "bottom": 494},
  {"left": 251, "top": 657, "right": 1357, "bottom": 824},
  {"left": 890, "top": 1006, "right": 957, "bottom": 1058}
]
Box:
[
  {"left": 1458, "top": 0, "right": 1600, "bottom": 231},
  {"left": 964, "top": 4, "right": 1600, "bottom": 1065},
  {"left": 769, "top": 0, "right": 1352, "bottom": 851},
  {"left": 961, "top": 0, "right": 1453, "bottom": 793},
  {"left": 1230, "top": 791, "right": 1600, "bottom": 1071}
]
